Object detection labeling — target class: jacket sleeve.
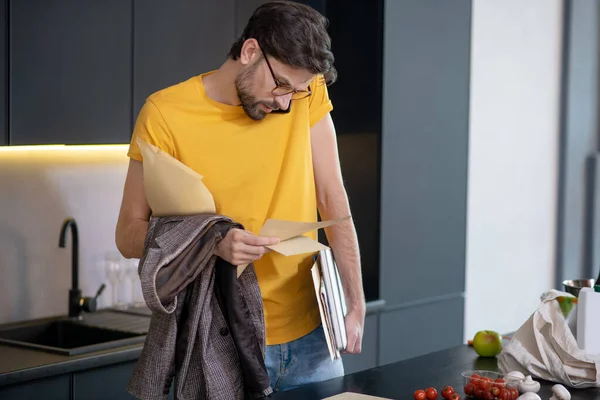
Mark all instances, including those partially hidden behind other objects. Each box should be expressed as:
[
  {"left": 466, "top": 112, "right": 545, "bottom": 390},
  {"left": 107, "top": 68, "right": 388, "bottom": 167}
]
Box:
[{"left": 140, "top": 217, "right": 234, "bottom": 314}]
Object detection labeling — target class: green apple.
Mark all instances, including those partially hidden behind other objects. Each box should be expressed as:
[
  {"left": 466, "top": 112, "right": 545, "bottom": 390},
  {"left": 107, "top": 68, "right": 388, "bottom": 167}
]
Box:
[
  {"left": 556, "top": 296, "right": 576, "bottom": 318},
  {"left": 472, "top": 330, "right": 502, "bottom": 357}
]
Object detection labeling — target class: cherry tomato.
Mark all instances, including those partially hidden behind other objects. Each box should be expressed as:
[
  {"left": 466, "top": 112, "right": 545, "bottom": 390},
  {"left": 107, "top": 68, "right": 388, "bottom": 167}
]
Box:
[
  {"left": 469, "top": 374, "right": 481, "bottom": 385},
  {"left": 509, "top": 388, "right": 519, "bottom": 400},
  {"left": 449, "top": 394, "right": 461, "bottom": 400},
  {"left": 414, "top": 389, "right": 427, "bottom": 400},
  {"left": 478, "top": 379, "right": 491, "bottom": 391},
  {"left": 464, "top": 383, "right": 476, "bottom": 396},
  {"left": 493, "top": 378, "right": 505, "bottom": 389},
  {"left": 441, "top": 385, "right": 455, "bottom": 399},
  {"left": 490, "top": 386, "right": 500, "bottom": 397},
  {"left": 498, "top": 388, "right": 510, "bottom": 400},
  {"left": 426, "top": 387, "right": 438, "bottom": 400}
]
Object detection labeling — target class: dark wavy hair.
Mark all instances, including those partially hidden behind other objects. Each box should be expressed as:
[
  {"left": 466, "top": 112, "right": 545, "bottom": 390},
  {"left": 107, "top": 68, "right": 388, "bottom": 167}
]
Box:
[{"left": 228, "top": 1, "right": 337, "bottom": 85}]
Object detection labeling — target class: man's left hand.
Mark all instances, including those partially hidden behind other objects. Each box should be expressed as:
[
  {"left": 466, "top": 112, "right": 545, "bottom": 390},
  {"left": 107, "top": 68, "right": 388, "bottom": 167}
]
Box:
[{"left": 343, "top": 308, "right": 365, "bottom": 354}]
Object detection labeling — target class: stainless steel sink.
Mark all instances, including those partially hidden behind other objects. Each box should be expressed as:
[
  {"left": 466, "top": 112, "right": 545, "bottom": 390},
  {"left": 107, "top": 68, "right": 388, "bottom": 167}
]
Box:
[{"left": 0, "top": 314, "right": 148, "bottom": 356}]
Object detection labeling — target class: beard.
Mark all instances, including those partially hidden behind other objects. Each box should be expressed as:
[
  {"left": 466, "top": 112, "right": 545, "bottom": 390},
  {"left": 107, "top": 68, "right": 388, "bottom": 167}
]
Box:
[{"left": 235, "top": 63, "right": 280, "bottom": 121}]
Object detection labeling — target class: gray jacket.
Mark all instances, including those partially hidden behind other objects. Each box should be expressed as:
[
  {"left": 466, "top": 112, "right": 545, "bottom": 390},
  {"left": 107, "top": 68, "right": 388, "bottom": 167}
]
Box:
[{"left": 126, "top": 214, "right": 273, "bottom": 400}]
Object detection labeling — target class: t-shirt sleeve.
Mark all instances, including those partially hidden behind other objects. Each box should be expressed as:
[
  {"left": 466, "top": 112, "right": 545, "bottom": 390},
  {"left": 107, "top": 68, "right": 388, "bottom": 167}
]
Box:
[
  {"left": 308, "top": 75, "right": 333, "bottom": 128},
  {"left": 127, "top": 99, "right": 176, "bottom": 161}
]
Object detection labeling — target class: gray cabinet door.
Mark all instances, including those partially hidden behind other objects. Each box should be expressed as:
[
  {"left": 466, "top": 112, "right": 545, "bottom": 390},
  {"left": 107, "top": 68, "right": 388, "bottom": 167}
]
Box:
[
  {"left": 73, "top": 361, "right": 174, "bottom": 400},
  {"left": 9, "top": 0, "right": 133, "bottom": 145},
  {"left": 73, "top": 361, "right": 137, "bottom": 400},
  {"left": 378, "top": 0, "right": 471, "bottom": 363},
  {"left": 0, "top": 0, "right": 6, "bottom": 145},
  {"left": 0, "top": 375, "right": 70, "bottom": 400},
  {"left": 380, "top": 0, "right": 471, "bottom": 305},
  {"left": 132, "top": 0, "right": 235, "bottom": 119}
]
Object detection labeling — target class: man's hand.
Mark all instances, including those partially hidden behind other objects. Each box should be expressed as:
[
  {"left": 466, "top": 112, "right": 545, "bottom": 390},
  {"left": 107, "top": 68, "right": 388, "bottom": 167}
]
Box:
[
  {"left": 343, "top": 308, "right": 365, "bottom": 354},
  {"left": 215, "top": 228, "right": 280, "bottom": 265}
]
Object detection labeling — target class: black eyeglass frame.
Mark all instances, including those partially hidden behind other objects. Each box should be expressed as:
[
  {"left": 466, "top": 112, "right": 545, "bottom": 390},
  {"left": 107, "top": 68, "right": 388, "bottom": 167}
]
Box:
[{"left": 257, "top": 43, "right": 312, "bottom": 114}]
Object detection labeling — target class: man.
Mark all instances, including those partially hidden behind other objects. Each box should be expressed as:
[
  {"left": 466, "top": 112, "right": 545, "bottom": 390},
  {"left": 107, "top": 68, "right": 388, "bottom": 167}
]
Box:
[{"left": 115, "top": 0, "right": 365, "bottom": 392}]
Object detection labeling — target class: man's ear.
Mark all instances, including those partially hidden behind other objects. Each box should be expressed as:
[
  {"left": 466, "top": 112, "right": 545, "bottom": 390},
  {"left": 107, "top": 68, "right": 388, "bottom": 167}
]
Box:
[{"left": 239, "top": 38, "right": 260, "bottom": 66}]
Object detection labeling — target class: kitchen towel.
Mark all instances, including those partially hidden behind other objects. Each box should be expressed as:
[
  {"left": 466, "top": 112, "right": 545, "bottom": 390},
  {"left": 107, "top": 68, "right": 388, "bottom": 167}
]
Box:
[{"left": 497, "top": 289, "right": 600, "bottom": 388}]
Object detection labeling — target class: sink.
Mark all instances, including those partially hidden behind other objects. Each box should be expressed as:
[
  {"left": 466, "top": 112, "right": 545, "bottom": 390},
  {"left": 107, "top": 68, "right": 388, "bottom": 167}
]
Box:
[{"left": 0, "top": 318, "right": 147, "bottom": 356}]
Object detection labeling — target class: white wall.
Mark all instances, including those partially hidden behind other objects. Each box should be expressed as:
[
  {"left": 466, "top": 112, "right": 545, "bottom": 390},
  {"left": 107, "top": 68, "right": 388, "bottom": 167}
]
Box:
[
  {"left": 0, "top": 145, "right": 133, "bottom": 324},
  {"left": 465, "top": 0, "right": 563, "bottom": 340}
]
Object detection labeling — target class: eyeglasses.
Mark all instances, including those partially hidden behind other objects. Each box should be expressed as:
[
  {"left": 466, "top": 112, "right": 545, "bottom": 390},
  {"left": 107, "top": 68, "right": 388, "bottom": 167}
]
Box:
[{"left": 258, "top": 43, "right": 312, "bottom": 100}]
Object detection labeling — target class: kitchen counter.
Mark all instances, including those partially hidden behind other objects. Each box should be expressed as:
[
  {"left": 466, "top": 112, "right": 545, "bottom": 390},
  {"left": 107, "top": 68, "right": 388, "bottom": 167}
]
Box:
[
  {"left": 0, "top": 308, "right": 150, "bottom": 388},
  {"left": 0, "top": 340, "right": 143, "bottom": 387},
  {"left": 270, "top": 343, "right": 600, "bottom": 399},
  {"left": 0, "top": 300, "right": 386, "bottom": 392},
  {"left": 4, "top": 305, "right": 598, "bottom": 400},
  {"left": 0, "top": 299, "right": 385, "bottom": 389}
]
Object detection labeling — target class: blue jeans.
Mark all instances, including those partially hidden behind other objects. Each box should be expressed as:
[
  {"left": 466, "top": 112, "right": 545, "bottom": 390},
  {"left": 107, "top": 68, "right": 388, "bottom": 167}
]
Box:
[{"left": 265, "top": 324, "right": 345, "bottom": 392}]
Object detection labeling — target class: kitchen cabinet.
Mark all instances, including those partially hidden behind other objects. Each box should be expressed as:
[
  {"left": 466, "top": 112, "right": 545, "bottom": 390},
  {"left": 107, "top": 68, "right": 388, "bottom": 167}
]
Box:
[
  {"left": 0, "top": 360, "right": 174, "bottom": 400},
  {"left": 2, "top": 0, "right": 268, "bottom": 146},
  {"left": 8, "top": 0, "right": 133, "bottom": 145},
  {"left": 378, "top": 0, "right": 471, "bottom": 364},
  {"left": 72, "top": 360, "right": 175, "bottom": 400},
  {"left": 132, "top": 0, "right": 235, "bottom": 120},
  {"left": 0, "top": 375, "right": 70, "bottom": 400},
  {"left": 73, "top": 361, "right": 139, "bottom": 400}
]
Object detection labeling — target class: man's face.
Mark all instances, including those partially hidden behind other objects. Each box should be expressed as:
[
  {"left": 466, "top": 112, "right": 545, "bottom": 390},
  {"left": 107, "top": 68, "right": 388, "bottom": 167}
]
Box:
[{"left": 235, "top": 51, "right": 314, "bottom": 121}]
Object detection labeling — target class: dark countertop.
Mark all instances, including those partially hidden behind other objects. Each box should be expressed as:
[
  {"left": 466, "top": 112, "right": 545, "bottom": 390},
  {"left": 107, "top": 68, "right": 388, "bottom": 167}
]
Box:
[
  {"left": 271, "top": 344, "right": 600, "bottom": 400},
  {"left": 0, "top": 341, "right": 143, "bottom": 387},
  {"left": 0, "top": 300, "right": 386, "bottom": 390},
  {"left": 0, "top": 308, "right": 151, "bottom": 388}
]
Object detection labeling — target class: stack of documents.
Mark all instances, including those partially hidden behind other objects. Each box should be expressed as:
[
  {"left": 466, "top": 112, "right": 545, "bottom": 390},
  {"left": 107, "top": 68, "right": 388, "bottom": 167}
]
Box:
[{"left": 311, "top": 248, "right": 348, "bottom": 360}]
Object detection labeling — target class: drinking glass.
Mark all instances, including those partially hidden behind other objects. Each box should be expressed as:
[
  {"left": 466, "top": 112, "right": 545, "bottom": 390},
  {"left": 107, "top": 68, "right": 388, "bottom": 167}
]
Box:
[
  {"left": 104, "top": 251, "right": 126, "bottom": 309},
  {"left": 125, "top": 258, "right": 144, "bottom": 307}
]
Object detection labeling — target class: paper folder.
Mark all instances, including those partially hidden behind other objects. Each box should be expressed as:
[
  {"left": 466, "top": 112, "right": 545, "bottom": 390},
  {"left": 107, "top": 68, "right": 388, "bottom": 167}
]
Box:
[
  {"left": 311, "top": 247, "right": 348, "bottom": 360},
  {"left": 137, "top": 137, "right": 216, "bottom": 216}
]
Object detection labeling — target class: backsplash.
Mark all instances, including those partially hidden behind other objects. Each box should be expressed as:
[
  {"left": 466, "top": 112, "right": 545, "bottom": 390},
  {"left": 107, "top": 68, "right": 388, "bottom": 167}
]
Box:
[{"left": 0, "top": 145, "right": 133, "bottom": 324}]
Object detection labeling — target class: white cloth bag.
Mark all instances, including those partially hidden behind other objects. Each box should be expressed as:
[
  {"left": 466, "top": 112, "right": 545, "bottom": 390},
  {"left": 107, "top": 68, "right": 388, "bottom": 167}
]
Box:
[{"left": 497, "top": 289, "right": 600, "bottom": 388}]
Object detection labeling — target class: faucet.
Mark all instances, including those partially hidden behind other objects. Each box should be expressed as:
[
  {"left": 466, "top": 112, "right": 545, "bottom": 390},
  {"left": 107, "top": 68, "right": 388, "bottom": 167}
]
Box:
[{"left": 59, "top": 217, "right": 105, "bottom": 319}]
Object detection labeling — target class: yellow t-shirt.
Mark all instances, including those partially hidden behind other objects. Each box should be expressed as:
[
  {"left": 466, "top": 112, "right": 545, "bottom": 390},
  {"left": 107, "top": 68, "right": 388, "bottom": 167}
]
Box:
[{"left": 127, "top": 71, "right": 333, "bottom": 345}]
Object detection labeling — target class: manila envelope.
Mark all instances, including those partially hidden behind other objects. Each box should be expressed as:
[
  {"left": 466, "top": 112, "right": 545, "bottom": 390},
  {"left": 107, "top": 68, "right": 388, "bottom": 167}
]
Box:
[
  {"left": 259, "top": 216, "right": 351, "bottom": 256},
  {"left": 137, "top": 138, "right": 216, "bottom": 217},
  {"left": 236, "top": 216, "right": 351, "bottom": 277}
]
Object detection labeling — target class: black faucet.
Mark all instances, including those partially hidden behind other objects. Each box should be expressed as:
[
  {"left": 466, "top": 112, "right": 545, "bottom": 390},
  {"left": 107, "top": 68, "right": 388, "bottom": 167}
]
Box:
[{"left": 59, "top": 217, "right": 105, "bottom": 319}]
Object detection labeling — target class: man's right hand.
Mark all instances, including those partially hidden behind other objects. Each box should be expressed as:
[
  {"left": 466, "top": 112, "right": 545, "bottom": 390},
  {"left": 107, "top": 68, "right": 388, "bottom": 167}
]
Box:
[{"left": 215, "top": 229, "right": 280, "bottom": 265}]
